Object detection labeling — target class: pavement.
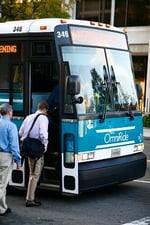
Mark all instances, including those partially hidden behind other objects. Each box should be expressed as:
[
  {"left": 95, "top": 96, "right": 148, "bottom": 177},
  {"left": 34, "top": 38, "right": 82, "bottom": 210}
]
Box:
[{"left": 144, "top": 127, "right": 150, "bottom": 140}]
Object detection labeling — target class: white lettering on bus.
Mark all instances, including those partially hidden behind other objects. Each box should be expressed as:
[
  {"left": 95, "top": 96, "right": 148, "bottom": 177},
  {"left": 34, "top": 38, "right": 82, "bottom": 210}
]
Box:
[
  {"left": 56, "top": 30, "right": 69, "bottom": 38},
  {"left": 104, "top": 132, "right": 129, "bottom": 144},
  {"left": 0, "top": 45, "right": 17, "bottom": 53}
]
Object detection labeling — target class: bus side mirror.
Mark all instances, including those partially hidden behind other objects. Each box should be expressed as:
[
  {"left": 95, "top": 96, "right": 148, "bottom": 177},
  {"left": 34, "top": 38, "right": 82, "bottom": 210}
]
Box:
[{"left": 67, "top": 75, "right": 80, "bottom": 95}]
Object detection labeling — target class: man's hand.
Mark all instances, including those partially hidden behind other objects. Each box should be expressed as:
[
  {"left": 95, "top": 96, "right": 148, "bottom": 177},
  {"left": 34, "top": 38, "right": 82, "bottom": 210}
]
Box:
[{"left": 16, "top": 163, "right": 22, "bottom": 169}]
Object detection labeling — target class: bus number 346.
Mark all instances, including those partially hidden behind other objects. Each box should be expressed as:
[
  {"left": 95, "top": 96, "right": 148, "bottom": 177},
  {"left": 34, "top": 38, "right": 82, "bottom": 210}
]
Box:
[{"left": 56, "top": 30, "right": 69, "bottom": 38}]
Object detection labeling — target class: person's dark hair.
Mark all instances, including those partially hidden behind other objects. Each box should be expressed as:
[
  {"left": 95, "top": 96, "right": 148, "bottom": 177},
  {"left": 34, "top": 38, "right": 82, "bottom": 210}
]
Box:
[
  {"left": 37, "top": 101, "right": 49, "bottom": 111},
  {"left": 0, "top": 103, "right": 12, "bottom": 116}
]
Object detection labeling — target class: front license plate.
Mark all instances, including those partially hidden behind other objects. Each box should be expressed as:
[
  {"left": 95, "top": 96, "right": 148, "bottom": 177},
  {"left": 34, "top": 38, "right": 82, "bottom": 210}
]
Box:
[{"left": 111, "top": 148, "right": 121, "bottom": 157}]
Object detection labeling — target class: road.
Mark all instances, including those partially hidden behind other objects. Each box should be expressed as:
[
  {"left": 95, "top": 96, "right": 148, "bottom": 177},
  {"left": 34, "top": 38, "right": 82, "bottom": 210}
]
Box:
[{"left": 1, "top": 139, "right": 150, "bottom": 225}]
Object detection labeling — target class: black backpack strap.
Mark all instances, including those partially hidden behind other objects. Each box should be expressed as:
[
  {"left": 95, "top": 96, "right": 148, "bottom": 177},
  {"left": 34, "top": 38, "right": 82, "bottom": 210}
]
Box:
[{"left": 27, "top": 113, "right": 43, "bottom": 136}]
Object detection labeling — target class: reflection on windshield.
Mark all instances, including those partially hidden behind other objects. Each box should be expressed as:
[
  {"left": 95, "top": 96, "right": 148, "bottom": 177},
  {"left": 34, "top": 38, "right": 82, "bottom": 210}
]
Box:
[
  {"left": 62, "top": 46, "right": 138, "bottom": 115},
  {"left": 107, "top": 50, "right": 138, "bottom": 110}
]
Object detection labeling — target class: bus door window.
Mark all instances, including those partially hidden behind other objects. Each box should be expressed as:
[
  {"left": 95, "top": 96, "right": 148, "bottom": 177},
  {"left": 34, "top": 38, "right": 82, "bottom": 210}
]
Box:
[
  {"left": 31, "top": 62, "right": 53, "bottom": 113},
  {"left": 30, "top": 62, "right": 60, "bottom": 160},
  {"left": 11, "top": 64, "right": 24, "bottom": 112}
]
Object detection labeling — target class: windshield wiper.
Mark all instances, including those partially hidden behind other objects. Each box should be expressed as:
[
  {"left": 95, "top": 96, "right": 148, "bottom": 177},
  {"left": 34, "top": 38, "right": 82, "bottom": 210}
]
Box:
[
  {"left": 110, "top": 65, "right": 134, "bottom": 120},
  {"left": 99, "top": 65, "right": 110, "bottom": 123},
  {"left": 128, "top": 103, "right": 134, "bottom": 120}
]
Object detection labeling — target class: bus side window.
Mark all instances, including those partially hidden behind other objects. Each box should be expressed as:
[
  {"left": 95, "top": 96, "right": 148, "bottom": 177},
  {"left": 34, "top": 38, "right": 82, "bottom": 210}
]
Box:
[{"left": 12, "top": 64, "right": 24, "bottom": 111}]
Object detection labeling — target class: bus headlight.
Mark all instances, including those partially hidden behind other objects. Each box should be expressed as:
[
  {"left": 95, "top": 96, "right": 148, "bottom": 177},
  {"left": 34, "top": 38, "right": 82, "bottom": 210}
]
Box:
[
  {"left": 79, "top": 151, "right": 95, "bottom": 161},
  {"left": 134, "top": 143, "right": 144, "bottom": 152}
]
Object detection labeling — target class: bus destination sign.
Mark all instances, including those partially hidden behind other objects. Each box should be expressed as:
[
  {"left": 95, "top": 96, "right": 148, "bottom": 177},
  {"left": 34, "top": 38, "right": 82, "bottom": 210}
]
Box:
[
  {"left": 0, "top": 45, "right": 17, "bottom": 53},
  {"left": 69, "top": 26, "right": 128, "bottom": 50}
]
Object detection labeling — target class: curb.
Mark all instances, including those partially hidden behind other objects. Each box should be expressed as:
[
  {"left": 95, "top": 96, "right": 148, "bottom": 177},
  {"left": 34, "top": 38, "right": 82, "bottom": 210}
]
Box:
[
  {"left": 144, "top": 136, "right": 150, "bottom": 140},
  {"left": 143, "top": 127, "right": 150, "bottom": 140}
]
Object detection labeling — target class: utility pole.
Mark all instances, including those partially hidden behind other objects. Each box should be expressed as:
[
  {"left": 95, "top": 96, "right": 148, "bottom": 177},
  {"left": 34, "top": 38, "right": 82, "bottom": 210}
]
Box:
[{"left": 110, "top": 0, "right": 115, "bottom": 26}]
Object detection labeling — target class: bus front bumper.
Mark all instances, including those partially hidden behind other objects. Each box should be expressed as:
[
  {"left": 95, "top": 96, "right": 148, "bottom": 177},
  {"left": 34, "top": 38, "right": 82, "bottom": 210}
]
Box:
[{"left": 79, "top": 152, "right": 147, "bottom": 192}]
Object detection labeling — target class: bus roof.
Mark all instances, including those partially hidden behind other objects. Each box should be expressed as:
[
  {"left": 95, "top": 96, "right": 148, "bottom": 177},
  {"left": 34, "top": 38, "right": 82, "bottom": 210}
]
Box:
[{"left": 0, "top": 18, "right": 124, "bottom": 34}]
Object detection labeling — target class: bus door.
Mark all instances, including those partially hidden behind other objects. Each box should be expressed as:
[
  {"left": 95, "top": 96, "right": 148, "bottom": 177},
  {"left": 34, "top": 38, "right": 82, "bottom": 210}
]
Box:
[{"left": 30, "top": 61, "right": 61, "bottom": 190}]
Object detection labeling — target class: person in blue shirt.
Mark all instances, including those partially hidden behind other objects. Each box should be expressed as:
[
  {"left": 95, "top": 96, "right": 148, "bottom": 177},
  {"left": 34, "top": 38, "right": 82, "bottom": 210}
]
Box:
[
  {"left": 47, "top": 83, "right": 59, "bottom": 123},
  {"left": 0, "top": 103, "right": 21, "bottom": 216},
  {"left": 47, "top": 83, "right": 59, "bottom": 146}
]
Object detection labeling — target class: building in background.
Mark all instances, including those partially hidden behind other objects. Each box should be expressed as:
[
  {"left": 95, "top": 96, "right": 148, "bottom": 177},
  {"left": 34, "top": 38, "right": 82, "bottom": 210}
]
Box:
[{"left": 73, "top": 0, "right": 150, "bottom": 112}]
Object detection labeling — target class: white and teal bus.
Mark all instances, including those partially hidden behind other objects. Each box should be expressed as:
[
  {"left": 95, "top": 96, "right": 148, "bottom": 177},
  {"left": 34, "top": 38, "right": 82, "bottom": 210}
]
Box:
[{"left": 0, "top": 18, "right": 146, "bottom": 195}]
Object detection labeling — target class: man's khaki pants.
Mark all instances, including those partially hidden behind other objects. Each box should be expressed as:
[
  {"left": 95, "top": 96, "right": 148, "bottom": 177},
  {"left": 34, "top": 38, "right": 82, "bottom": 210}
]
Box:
[
  {"left": 0, "top": 152, "right": 13, "bottom": 214},
  {"left": 26, "top": 156, "right": 44, "bottom": 201}
]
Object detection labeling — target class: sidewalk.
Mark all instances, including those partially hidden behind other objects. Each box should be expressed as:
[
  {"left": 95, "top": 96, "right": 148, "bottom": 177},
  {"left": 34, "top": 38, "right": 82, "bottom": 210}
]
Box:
[{"left": 143, "top": 127, "right": 150, "bottom": 140}]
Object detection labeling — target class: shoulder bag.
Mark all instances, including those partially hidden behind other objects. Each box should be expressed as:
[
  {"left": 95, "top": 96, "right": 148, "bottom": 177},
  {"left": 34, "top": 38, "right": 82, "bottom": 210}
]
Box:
[{"left": 20, "top": 113, "right": 45, "bottom": 160}]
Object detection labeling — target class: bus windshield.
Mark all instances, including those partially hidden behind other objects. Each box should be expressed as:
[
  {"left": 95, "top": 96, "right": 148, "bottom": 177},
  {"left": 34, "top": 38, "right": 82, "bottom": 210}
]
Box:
[{"left": 62, "top": 46, "right": 138, "bottom": 115}]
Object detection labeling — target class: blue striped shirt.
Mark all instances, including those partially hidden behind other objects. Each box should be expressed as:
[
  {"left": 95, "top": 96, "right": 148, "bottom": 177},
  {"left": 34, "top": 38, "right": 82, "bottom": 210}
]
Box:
[{"left": 0, "top": 116, "right": 21, "bottom": 164}]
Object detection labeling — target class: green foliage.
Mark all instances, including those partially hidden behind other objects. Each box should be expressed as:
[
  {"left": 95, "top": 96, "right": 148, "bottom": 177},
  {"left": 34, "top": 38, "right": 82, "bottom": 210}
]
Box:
[
  {"left": 0, "top": 0, "right": 75, "bottom": 21},
  {"left": 143, "top": 114, "right": 150, "bottom": 127}
]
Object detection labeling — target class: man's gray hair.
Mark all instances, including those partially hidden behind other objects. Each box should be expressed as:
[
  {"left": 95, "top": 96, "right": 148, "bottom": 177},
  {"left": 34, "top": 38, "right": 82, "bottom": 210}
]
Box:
[{"left": 0, "top": 103, "right": 12, "bottom": 116}]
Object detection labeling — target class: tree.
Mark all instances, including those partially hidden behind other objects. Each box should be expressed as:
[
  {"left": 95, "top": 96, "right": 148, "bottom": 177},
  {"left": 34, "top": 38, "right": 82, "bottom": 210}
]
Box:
[{"left": 0, "top": 0, "right": 75, "bottom": 21}]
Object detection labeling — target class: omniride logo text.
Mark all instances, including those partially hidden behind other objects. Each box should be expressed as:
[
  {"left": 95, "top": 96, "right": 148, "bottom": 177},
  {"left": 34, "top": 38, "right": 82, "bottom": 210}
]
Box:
[{"left": 104, "top": 132, "right": 129, "bottom": 144}]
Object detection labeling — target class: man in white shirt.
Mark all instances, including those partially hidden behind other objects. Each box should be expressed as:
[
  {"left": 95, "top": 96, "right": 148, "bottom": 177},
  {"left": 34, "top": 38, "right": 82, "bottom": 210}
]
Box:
[{"left": 19, "top": 101, "right": 49, "bottom": 207}]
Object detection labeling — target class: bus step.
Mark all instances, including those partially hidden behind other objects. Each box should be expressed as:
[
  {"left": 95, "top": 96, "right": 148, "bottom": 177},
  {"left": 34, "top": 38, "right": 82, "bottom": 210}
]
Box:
[
  {"left": 42, "top": 166, "right": 60, "bottom": 181},
  {"left": 51, "top": 152, "right": 59, "bottom": 156},
  {"left": 40, "top": 182, "right": 60, "bottom": 190},
  {"left": 44, "top": 166, "right": 56, "bottom": 171}
]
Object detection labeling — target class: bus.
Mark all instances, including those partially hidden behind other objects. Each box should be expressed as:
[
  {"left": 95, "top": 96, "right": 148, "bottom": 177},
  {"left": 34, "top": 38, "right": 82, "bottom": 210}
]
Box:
[{"left": 0, "top": 18, "right": 146, "bottom": 195}]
